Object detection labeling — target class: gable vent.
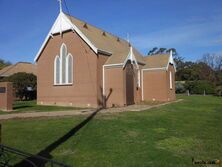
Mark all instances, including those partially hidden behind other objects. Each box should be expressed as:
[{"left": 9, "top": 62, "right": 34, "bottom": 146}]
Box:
[
  {"left": 102, "top": 31, "right": 106, "bottom": 36},
  {"left": 83, "top": 23, "right": 88, "bottom": 29},
  {"left": 117, "top": 37, "right": 120, "bottom": 42}
]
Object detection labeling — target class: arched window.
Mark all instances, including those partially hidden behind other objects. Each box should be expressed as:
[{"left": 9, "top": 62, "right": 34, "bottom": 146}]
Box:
[
  {"left": 61, "top": 43, "right": 67, "bottom": 84},
  {"left": 137, "top": 70, "right": 141, "bottom": 88},
  {"left": 170, "top": 71, "right": 173, "bottom": 89},
  {"left": 54, "top": 56, "right": 60, "bottom": 85},
  {"left": 54, "top": 43, "right": 73, "bottom": 85},
  {"left": 66, "top": 54, "right": 73, "bottom": 84}
]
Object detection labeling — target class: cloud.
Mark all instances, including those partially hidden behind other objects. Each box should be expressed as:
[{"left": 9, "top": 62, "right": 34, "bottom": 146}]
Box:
[
  {"left": 212, "top": 39, "right": 222, "bottom": 45},
  {"left": 131, "top": 14, "right": 222, "bottom": 51}
]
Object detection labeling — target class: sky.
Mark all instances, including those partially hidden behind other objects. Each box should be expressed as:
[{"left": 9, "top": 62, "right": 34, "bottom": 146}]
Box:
[{"left": 0, "top": 0, "right": 221, "bottom": 63}]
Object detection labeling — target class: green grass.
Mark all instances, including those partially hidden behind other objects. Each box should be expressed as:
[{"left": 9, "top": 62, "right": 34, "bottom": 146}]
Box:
[
  {"left": 0, "top": 100, "right": 82, "bottom": 114},
  {"left": 1, "top": 95, "right": 222, "bottom": 166}
]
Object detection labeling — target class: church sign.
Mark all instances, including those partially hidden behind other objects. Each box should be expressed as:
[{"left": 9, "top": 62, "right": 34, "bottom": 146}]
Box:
[
  {"left": 0, "top": 87, "right": 6, "bottom": 93},
  {"left": 0, "top": 82, "right": 13, "bottom": 111}
]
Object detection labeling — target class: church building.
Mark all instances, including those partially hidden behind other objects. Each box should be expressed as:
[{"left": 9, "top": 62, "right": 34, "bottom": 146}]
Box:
[{"left": 34, "top": 3, "right": 176, "bottom": 108}]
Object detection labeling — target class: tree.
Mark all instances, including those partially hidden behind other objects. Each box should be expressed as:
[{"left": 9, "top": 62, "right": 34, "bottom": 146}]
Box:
[
  {"left": 200, "top": 53, "right": 222, "bottom": 71},
  {"left": 2, "top": 72, "right": 37, "bottom": 100},
  {"left": 176, "top": 62, "right": 216, "bottom": 82},
  {"left": 185, "top": 80, "right": 215, "bottom": 94},
  {"left": 147, "top": 47, "right": 184, "bottom": 69},
  {"left": 216, "top": 70, "right": 222, "bottom": 86},
  {"left": 0, "top": 59, "right": 11, "bottom": 70},
  {"left": 147, "top": 47, "right": 158, "bottom": 55},
  {"left": 156, "top": 48, "right": 167, "bottom": 54}
]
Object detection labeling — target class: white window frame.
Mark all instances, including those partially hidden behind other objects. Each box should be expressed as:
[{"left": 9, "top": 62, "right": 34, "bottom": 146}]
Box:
[
  {"left": 137, "top": 70, "right": 141, "bottom": 88},
  {"left": 66, "top": 54, "right": 73, "bottom": 84},
  {"left": 54, "top": 55, "right": 60, "bottom": 85},
  {"left": 170, "top": 71, "right": 173, "bottom": 89},
  {"left": 54, "top": 43, "right": 73, "bottom": 86}
]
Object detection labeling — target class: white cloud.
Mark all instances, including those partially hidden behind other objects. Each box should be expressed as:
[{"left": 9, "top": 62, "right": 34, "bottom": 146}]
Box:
[{"left": 131, "top": 14, "right": 222, "bottom": 51}]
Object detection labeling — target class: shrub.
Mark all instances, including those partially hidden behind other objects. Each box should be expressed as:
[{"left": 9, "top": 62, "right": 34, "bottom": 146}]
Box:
[
  {"left": 176, "top": 82, "right": 186, "bottom": 93},
  {"left": 2, "top": 72, "right": 37, "bottom": 100},
  {"left": 215, "top": 86, "right": 222, "bottom": 96},
  {"left": 185, "top": 81, "right": 215, "bottom": 95}
]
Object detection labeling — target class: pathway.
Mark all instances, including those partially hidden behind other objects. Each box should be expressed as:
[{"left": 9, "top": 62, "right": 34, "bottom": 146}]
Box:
[{"left": 0, "top": 99, "right": 183, "bottom": 120}]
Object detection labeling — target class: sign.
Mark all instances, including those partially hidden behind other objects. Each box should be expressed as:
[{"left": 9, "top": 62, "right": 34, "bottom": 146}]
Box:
[{"left": 0, "top": 87, "right": 6, "bottom": 93}]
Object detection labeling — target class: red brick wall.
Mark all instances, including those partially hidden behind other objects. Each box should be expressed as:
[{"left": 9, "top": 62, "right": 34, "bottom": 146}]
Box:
[
  {"left": 0, "top": 82, "right": 13, "bottom": 111},
  {"left": 142, "top": 65, "right": 176, "bottom": 102},
  {"left": 37, "top": 31, "right": 99, "bottom": 108},
  {"left": 104, "top": 66, "right": 125, "bottom": 107}
]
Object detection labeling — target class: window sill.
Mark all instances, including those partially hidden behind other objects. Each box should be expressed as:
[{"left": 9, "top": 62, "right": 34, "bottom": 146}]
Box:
[{"left": 54, "top": 83, "right": 73, "bottom": 86}]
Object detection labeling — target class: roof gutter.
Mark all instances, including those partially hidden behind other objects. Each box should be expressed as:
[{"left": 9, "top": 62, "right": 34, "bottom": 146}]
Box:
[
  {"left": 143, "top": 67, "right": 167, "bottom": 71},
  {"left": 98, "top": 49, "right": 112, "bottom": 56}
]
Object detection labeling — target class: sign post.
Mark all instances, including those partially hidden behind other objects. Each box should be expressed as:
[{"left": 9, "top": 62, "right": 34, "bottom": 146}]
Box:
[{"left": 0, "top": 82, "right": 13, "bottom": 111}]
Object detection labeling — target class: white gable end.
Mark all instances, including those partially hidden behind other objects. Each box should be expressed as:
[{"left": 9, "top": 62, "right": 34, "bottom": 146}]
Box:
[
  {"left": 34, "top": 12, "right": 99, "bottom": 62},
  {"left": 51, "top": 13, "right": 74, "bottom": 34},
  {"left": 167, "top": 51, "right": 176, "bottom": 71},
  {"left": 123, "top": 47, "right": 139, "bottom": 69}
]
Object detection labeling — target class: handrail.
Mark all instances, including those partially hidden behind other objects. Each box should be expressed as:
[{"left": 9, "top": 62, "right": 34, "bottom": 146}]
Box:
[{"left": 0, "top": 144, "right": 71, "bottom": 167}]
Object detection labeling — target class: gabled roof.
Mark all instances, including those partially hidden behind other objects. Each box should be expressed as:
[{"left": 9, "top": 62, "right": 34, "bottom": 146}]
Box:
[
  {"left": 34, "top": 12, "right": 146, "bottom": 65},
  {"left": 0, "top": 62, "right": 37, "bottom": 77},
  {"left": 143, "top": 54, "right": 175, "bottom": 70},
  {"left": 65, "top": 14, "right": 146, "bottom": 65}
]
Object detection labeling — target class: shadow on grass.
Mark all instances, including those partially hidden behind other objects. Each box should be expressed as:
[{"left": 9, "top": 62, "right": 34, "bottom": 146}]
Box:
[
  {"left": 14, "top": 108, "right": 101, "bottom": 167},
  {"left": 13, "top": 106, "right": 31, "bottom": 110}
]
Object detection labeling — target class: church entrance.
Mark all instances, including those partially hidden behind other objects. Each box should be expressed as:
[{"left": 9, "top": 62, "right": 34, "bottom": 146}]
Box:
[{"left": 125, "top": 62, "right": 135, "bottom": 105}]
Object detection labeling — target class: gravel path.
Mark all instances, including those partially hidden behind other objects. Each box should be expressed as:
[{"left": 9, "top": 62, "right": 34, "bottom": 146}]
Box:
[{"left": 0, "top": 99, "right": 183, "bottom": 120}]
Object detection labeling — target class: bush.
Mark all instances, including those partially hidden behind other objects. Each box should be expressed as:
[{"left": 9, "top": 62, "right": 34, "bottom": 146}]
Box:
[
  {"left": 215, "top": 86, "right": 222, "bottom": 96},
  {"left": 176, "top": 82, "right": 186, "bottom": 93},
  {"left": 185, "top": 81, "right": 215, "bottom": 95},
  {"left": 2, "top": 72, "right": 37, "bottom": 100}
]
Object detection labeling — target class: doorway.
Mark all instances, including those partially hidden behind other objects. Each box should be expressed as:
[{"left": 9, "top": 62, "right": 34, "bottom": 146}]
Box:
[{"left": 125, "top": 62, "right": 135, "bottom": 105}]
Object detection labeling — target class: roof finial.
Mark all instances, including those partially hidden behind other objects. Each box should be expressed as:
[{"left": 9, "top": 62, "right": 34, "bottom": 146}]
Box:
[
  {"left": 58, "top": 0, "right": 63, "bottom": 13},
  {"left": 170, "top": 49, "right": 173, "bottom": 57}
]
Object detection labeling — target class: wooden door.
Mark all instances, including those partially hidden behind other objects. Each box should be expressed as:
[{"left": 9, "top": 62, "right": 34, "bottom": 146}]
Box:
[{"left": 126, "top": 63, "right": 135, "bottom": 105}]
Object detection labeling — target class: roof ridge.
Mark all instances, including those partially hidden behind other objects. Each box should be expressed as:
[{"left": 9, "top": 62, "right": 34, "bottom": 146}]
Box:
[
  {"left": 146, "top": 53, "right": 170, "bottom": 57},
  {"left": 0, "top": 64, "right": 15, "bottom": 75},
  {"left": 16, "top": 62, "right": 33, "bottom": 64}
]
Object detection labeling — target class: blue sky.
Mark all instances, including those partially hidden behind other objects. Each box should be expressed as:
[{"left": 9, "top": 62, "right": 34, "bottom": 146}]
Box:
[{"left": 0, "top": 0, "right": 221, "bottom": 63}]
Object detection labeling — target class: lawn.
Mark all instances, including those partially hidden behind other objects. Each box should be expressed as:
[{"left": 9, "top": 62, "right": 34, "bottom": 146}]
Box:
[
  {"left": 1, "top": 95, "right": 222, "bottom": 166},
  {"left": 0, "top": 100, "right": 82, "bottom": 114}
]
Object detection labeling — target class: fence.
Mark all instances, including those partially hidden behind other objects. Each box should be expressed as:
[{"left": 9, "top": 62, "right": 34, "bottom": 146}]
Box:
[{"left": 0, "top": 144, "right": 71, "bottom": 167}]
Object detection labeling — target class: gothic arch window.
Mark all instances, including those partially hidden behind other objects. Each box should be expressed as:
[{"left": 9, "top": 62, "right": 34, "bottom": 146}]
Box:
[
  {"left": 66, "top": 54, "right": 73, "bottom": 84},
  {"left": 54, "top": 56, "right": 60, "bottom": 85},
  {"left": 54, "top": 43, "right": 73, "bottom": 85},
  {"left": 170, "top": 71, "right": 173, "bottom": 89},
  {"left": 61, "top": 43, "right": 67, "bottom": 84}
]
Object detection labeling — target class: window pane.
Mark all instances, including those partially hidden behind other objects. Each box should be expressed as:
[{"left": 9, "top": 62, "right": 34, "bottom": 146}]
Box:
[
  {"left": 56, "top": 57, "right": 60, "bottom": 84},
  {"left": 67, "top": 55, "right": 73, "bottom": 83},
  {"left": 61, "top": 44, "right": 67, "bottom": 83},
  {"left": 170, "top": 71, "right": 173, "bottom": 89}
]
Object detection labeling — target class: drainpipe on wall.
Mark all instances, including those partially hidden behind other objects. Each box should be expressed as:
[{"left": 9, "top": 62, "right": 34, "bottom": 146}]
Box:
[
  {"left": 141, "top": 69, "right": 144, "bottom": 101},
  {"left": 102, "top": 65, "right": 106, "bottom": 108}
]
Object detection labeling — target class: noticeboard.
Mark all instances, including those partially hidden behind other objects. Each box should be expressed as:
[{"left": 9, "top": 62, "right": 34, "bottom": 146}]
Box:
[{"left": 0, "top": 87, "right": 6, "bottom": 93}]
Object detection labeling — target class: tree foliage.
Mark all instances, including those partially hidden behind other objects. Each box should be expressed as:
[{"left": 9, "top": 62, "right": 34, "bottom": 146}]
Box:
[
  {"left": 185, "top": 81, "right": 215, "bottom": 94},
  {"left": 2, "top": 72, "right": 37, "bottom": 100},
  {"left": 147, "top": 47, "right": 184, "bottom": 71},
  {"left": 200, "top": 53, "right": 222, "bottom": 71},
  {"left": 142, "top": 49, "right": 222, "bottom": 95},
  {"left": 175, "top": 53, "right": 222, "bottom": 95},
  {"left": 0, "top": 59, "right": 11, "bottom": 70}
]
